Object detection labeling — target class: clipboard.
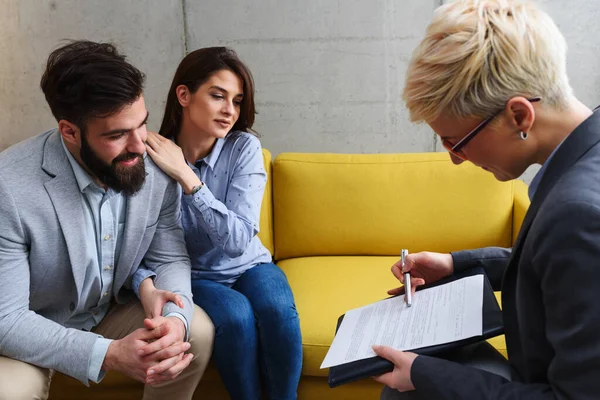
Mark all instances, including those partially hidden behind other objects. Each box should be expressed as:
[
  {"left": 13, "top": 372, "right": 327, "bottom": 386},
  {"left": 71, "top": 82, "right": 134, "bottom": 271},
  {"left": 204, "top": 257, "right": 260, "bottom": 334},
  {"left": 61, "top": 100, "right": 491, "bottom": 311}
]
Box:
[{"left": 327, "top": 267, "right": 504, "bottom": 388}]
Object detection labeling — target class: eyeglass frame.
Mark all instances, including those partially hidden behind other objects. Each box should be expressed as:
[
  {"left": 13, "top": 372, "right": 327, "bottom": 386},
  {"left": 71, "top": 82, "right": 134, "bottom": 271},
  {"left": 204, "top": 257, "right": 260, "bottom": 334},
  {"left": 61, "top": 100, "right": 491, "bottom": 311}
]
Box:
[{"left": 442, "top": 96, "right": 542, "bottom": 161}]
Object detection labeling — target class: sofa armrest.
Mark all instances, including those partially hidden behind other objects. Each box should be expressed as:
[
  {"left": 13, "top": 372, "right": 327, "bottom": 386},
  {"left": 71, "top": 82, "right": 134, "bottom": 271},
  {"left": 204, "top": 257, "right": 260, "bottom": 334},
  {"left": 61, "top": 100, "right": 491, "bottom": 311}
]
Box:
[
  {"left": 258, "top": 149, "right": 274, "bottom": 256},
  {"left": 512, "top": 180, "right": 530, "bottom": 246}
]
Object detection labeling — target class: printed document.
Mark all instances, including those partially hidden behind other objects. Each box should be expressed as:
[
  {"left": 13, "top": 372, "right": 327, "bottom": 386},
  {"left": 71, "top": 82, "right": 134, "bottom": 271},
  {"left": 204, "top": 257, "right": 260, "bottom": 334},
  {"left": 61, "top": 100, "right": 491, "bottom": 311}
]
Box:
[{"left": 321, "top": 275, "right": 483, "bottom": 368}]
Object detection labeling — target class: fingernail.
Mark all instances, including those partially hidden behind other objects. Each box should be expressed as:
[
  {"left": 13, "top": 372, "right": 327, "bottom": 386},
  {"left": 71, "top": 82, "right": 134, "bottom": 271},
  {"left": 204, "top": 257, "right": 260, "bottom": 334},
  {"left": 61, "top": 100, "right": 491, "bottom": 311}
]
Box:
[
  {"left": 148, "top": 369, "right": 155, "bottom": 375},
  {"left": 138, "top": 349, "right": 144, "bottom": 355},
  {"left": 147, "top": 379, "right": 154, "bottom": 384},
  {"left": 185, "top": 342, "right": 191, "bottom": 350}
]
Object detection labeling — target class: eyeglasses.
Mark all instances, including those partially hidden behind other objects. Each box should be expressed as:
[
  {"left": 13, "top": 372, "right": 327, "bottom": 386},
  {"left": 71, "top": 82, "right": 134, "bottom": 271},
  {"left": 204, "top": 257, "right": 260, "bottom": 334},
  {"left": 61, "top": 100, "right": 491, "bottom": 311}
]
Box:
[{"left": 442, "top": 97, "right": 542, "bottom": 161}]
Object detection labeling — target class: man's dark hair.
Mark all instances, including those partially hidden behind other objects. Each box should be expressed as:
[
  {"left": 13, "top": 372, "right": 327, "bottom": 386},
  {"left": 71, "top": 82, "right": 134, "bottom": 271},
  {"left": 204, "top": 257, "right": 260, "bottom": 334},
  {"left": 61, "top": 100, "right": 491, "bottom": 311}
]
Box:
[{"left": 40, "top": 40, "right": 145, "bottom": 130}]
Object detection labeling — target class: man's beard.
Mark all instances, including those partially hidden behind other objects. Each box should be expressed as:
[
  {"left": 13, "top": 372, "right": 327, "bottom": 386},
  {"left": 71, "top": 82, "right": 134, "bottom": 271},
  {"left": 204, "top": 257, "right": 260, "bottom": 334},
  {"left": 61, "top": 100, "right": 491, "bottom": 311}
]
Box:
[{"left": 80, "top": 134, "right": 146, "bottom": 196}]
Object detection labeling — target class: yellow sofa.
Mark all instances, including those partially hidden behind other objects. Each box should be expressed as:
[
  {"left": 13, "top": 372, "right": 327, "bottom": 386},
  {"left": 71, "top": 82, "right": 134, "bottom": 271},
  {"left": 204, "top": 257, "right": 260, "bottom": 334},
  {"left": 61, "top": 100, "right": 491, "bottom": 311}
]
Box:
[{"left": 49, "top": 150, "right": 529, "bottom": 399}]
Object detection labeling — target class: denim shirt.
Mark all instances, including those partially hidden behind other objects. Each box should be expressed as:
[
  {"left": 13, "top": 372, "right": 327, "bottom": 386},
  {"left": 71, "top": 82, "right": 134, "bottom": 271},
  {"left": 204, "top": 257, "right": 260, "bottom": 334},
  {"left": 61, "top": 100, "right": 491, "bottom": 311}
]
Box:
[
  {"left": 134, "top": 131, "right": 271, "bottom": 290},
  {"left": 185, "top": 131, "right": 272, "bottom": 285}
]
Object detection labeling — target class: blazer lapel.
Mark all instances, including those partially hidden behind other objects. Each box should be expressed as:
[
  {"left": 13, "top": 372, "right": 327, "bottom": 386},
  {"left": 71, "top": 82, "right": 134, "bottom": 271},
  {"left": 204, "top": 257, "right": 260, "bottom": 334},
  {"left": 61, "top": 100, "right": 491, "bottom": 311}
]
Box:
[
  {"left": 114, "top": 161, "right": 153, "bottom": 290},
  {"left": 42, "top": 131, "right": 87, "bottom": 300}
]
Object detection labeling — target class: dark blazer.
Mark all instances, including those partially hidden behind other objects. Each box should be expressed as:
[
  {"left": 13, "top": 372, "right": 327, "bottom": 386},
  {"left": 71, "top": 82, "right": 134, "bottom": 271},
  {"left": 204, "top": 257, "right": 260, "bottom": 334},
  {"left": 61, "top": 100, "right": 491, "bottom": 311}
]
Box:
[{"left": 411, "top": 109, "right": 600, "bottom": 399}]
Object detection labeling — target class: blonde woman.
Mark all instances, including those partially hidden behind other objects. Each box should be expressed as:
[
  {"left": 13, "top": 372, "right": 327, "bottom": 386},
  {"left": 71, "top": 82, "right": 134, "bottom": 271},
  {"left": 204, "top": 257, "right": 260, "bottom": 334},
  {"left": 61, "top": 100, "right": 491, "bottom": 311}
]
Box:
[{"left": 375, "top": 0, "right": 600, "bottom": 399}]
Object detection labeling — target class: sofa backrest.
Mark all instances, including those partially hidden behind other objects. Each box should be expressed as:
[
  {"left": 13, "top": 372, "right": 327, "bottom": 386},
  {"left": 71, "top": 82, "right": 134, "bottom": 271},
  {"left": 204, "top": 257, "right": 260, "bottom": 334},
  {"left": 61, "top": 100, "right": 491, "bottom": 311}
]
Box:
[{"left": 272, "top": 152, "right": 525, "bottom": 261}]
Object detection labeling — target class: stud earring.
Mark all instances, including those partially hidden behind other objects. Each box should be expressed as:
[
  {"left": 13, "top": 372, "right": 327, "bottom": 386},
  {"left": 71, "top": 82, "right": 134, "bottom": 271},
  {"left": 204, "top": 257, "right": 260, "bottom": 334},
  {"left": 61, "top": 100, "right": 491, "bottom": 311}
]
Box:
[{"left": 519, "top": 131, "right": 528, "bottom": 140}]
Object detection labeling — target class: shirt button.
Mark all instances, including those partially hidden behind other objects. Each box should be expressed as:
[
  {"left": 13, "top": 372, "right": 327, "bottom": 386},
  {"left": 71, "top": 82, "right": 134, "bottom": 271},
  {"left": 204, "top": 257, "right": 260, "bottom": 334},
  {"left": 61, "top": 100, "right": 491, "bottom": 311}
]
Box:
[
  {"left": 104, "top": 265, "right": 112, "bottom": 271},
  {"left": 104, "top": 235, "right": 111, "bottom": 241},
  {"left": 69, "top": 302, "right": 75, "bottom": 312},
  {"left": 103, "top": 292, "right": 109, "bottom": 297}
]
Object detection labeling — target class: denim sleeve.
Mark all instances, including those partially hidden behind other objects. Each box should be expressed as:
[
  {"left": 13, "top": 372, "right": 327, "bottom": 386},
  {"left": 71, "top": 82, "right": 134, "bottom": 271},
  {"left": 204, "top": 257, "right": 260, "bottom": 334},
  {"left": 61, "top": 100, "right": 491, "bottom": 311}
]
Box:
[
  {"left": 182, "top": 137, "right": 267, "bottom": 258},
  {"left": 88, "top": 337, "right": 112, "bottom": 383},
  {"left": 131, "top": 267, "right": 157, "bottom": 298}
]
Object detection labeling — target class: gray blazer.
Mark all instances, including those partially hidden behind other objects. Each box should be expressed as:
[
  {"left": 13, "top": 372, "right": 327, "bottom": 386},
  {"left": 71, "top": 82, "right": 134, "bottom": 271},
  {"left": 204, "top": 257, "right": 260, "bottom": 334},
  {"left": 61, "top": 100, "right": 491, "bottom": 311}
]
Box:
[
  {"left": 410, "top": 109, "right": 600, "bottom": 399},
  {"left": 0, "top": 129, "right": 194, "bottom": 384}
]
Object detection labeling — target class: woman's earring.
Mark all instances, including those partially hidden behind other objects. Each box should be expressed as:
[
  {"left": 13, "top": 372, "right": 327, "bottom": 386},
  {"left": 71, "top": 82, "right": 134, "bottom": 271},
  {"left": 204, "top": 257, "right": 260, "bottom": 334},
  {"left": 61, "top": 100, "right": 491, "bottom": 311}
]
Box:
[{"left": 519, "top": 131, "right": 528, "bottom": 140}]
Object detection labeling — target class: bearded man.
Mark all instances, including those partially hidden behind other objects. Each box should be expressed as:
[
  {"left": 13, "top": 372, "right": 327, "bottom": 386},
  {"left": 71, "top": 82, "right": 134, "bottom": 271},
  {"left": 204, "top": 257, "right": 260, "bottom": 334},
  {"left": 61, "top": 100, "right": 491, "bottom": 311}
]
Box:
[{"left": 0, "top": 40, "right": 214, "bottom": 400}]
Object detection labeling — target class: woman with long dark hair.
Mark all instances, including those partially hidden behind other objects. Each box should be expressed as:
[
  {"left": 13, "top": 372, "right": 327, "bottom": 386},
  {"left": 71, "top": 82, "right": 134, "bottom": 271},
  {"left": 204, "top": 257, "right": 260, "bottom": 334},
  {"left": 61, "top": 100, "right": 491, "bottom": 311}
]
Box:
[{"left": 138, "top": 47, "right": 302, "bottom": 400}]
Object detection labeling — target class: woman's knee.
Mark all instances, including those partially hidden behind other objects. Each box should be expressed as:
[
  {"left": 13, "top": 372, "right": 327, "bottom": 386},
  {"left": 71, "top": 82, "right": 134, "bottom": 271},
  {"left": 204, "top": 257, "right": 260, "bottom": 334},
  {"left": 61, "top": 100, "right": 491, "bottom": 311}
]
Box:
[
  {"left": 251, "top": 281, "right": 298, "bottom": 323},
  {"left": 214, "top": 297, "right": 256, "bottom": 337},
  {"left": 191, "top": 280, "right": 255, "bottom": 336},
  {"left": 241, "top": 265, "right": 298, "bottom": 320},
  {"left": 254, "top": 296, "right": 299, "bottom": 324}
]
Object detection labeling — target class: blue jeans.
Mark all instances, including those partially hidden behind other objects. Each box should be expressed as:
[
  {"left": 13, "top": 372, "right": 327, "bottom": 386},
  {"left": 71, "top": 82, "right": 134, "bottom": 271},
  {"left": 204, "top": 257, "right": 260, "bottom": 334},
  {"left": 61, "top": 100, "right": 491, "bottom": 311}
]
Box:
[{"left": 191, "top": 263, "right": 302, "bottom": 400}]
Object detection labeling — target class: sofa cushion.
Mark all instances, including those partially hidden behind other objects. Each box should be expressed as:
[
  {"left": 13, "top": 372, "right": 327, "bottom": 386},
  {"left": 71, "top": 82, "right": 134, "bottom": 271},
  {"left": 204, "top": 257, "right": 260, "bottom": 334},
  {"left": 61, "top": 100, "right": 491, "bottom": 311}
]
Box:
[
  {"left": 273, "top": 152, "right": 518, "bottom": 260},
  {"left": 278, "top": 256, "right": 507, "bottom": 377}
]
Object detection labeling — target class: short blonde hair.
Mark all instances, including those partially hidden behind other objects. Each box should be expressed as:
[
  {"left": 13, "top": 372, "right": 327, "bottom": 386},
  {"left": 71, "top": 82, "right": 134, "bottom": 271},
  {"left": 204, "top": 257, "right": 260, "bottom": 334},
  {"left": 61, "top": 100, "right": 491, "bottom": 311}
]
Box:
[{"left": 403, "top": 0, "right": 573, "bottom": 123}]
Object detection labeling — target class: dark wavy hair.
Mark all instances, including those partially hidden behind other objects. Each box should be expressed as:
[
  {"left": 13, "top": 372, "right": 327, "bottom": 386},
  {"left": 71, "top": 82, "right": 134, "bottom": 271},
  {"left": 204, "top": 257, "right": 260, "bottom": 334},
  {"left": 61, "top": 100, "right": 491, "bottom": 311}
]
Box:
[
  {"left": 159, "top": 47, "right": 256, "bottom": 139},
  {"left": 40, "top": 40, "right": 145, "bottom": 130}
]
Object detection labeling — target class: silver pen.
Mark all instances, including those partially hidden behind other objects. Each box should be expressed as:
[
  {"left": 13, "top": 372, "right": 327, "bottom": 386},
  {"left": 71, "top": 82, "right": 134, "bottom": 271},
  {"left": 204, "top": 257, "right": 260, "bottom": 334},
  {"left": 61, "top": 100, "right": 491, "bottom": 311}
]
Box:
[{"left": 401, "top": 249, "right": 412, "bottom": 307}]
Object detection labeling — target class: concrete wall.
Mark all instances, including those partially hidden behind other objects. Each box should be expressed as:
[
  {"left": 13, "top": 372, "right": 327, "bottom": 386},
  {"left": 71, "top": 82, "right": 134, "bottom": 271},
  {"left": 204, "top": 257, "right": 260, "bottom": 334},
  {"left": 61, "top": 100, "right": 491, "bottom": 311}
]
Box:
[
  {"left": 1, "top": 0, "right": 598, "bottom": 181},
  {"left": 0, "top": 0, "right": 185, "bottom": 151}
]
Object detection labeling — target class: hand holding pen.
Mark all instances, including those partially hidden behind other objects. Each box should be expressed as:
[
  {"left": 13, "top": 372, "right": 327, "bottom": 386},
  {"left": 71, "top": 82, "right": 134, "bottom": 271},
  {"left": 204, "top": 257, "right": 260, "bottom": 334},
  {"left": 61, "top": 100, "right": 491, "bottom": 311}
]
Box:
[{"left": 388, "top": 251, "right": 454, "bottom": 300}]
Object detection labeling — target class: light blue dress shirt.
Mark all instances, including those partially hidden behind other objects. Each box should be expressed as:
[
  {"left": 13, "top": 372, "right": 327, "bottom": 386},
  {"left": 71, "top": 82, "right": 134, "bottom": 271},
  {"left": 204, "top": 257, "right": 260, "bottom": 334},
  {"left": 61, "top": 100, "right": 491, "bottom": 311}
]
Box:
[{"left": 61, "top": 138, "right": 123, "bottom": 383}]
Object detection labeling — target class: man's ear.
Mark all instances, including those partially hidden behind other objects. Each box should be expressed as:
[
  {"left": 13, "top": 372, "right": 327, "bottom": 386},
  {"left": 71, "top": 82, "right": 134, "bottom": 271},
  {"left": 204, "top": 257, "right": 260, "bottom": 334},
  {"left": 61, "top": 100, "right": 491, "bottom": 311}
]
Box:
[
  {"left": 176, "top": 85, "right": 191, "bottom": 107},
  {"left": 58, "top": 120, "right": 81, "bottom": 146}
]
